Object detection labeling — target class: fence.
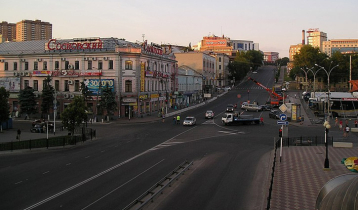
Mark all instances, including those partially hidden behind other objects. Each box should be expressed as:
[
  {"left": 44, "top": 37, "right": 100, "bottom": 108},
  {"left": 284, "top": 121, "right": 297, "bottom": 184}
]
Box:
[{"left": 0, "top": 128, "right": 96, "bottom": 152}]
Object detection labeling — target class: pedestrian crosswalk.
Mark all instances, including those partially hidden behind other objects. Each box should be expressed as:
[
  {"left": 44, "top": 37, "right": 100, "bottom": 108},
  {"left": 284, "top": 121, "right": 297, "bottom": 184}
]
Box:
[
  {"left": 148, "top": 141, "right": 183, "bottom": 151},
  {"left": 202, "top": 119, "right": 215, "bottom": 124},
  {"left": 236, "top": 87, "right": 265, "bottom": 90}
]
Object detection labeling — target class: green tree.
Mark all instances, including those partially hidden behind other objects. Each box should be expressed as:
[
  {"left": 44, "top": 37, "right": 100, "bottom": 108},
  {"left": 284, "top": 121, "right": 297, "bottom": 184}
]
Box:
[
  {"left": 61, "top": 96, "right": 87, "bottom": 135},
  {"left": 276, "top": 57, "right": 289, "bottom": 66},
  {"left": 18, "top": 86, "right": 37, "bottom": 118},
  {"left": 80, "top": 81, "right": 93, "bottom": 101},
  {"left": 245, "top": 50, "right": 264, "bottom": 70},
  {"left": 99, "top": 83, "right": 117, "bottom": 118},
  {"left": 0, "top": 87, "right": 10, "bottom": 132},
  {"left": 41, "top": 76, "right": 54, "bottom": 117}
]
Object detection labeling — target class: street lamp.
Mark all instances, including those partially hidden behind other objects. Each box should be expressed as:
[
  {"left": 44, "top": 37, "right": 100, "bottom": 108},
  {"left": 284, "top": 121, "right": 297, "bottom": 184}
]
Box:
[
  {"left": 315, "top": 63, "right": 339, "bottom": 121},
  {"left": 300, "top": 67, "right": 320, "bottom": 98},
  {"left": 323, "top": 120, "right": 331, "bottom": 169}
]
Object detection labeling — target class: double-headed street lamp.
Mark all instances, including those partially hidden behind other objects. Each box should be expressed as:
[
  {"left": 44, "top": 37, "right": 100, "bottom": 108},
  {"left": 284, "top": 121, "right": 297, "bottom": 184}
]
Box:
[
  {"left": 300, "top": 67, "right": 320, "bottom": 98},
  {"left": 314, "top": 63, "right": 339, "bottom": 121}
]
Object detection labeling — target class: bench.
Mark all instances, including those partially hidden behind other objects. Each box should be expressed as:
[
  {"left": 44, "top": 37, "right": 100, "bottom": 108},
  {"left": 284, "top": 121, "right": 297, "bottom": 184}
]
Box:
[
  {"left": 333, "top": 142, "right": 353, "bottom": 148},
  {"left": 294, "top": 139, "right": 312, "bottom": 146},
  {"left": 350, "top": 127, "right": 358, "bottom": 133}
]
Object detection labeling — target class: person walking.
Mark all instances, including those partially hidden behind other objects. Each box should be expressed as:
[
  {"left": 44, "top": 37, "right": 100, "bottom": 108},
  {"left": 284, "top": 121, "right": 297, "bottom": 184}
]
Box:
[
  {"left": 339, "top": 120, "right": 343, "bottom": 130},
  {"left": 335, "top": 117, "right": 338, "bottom": 126},
  {"left": 173, "top": 117, "right": 176, "bottom": 125},
  {"left": 260, "top": 117, "right": 264, "bottom": 126},
  {"left": 162, "top": 113, "right": 165, "bottom": 122},
  {"left": 344, "top": 124, "right": 350, "bottom": 137},
  {"left": 176, "top": 115, "right": 181, "bottom": 124},
  {"left": 355, "top": 119, "right": 358, "bottom": 128}
]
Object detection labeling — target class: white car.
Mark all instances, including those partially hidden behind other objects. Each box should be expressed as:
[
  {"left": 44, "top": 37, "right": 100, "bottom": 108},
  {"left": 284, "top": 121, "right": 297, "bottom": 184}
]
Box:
[
  {"left": 205, "top": 110, "right": 215, "bottom": 119},
  {"left": 183, "top": 116, "right": 196, "bottom": 126},
  {"left": 224, "top": 86, "right": 232, "bottom": 91}
]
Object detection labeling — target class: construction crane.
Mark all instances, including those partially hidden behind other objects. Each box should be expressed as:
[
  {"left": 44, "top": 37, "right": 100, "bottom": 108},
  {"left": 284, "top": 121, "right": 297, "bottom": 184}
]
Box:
[{"left": 248, "top": 77, "right": 284, "bottom": 106}]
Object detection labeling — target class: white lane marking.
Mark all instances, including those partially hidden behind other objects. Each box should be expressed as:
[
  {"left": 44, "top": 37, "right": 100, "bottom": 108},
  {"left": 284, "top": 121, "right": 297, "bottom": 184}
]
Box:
[
  {"left": 66, "top": 163, "right": 71, "bottom": 166},
  {"left": 81, "top": 159, "right": 165, "bottom": 210},
  {"left": 24, "top": 127, "right": 196, "bottom": 210},
  {"left": 85, "top": 156, "right": 90, "bottom": 159},
  {"left": 218, "top": 131, "right": 237, "bottom": 134},
  {"left": 15, "top": 181, "right": 22, "bottom": 185},
  {"left": 43, "top": 171, "right": 50, "bottom": 175}
]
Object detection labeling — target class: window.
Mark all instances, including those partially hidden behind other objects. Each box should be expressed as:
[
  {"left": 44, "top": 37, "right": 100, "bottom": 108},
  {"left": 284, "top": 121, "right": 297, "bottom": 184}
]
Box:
[
  {"left": 125, "top": 80, "right": 132, "bottom": 92},
  {"left": 65, "top": 61, "right": 69, "bottom": 70},
  {"left": 88, "top": 60, "right": 92, "bottom": 70},
  {"left": 14, "top": 62, "right": 17, "bottom": 70},
  {"left": 34, "top": 61, "right": 38, "bottom": 70},
  {"left": 24, "top": 80, "right": 29, "bottom": 88},
  {"left": 125, "top": 60, "right": 133, "bottom": 70},
  {"left": 98, "top": 60, "right": 103, "bottom": 70},
  {"left": 43, "top": 61, "right": 47, "bottom": 70},
  {"left": 109, "top": 60, "right": 113, "bottom": 69},
  {"left": 74, "top": 80, "right": 80, "bottom": 91},
  {"left": 55, "top": 80, "right": 59, "bottom": 91},
  {"left": 219, "top": 57, "right": 221, "bottom": 62},
  {"left": 33, "top": 80, "right": 38, "bottom": 91},
  {"left": 55, "top": 61, "right": 59, "bottom": 70},
  {"left": 64, "top": 80, "right": 69, "bottom": 91},
  {"left": 5, "top": 62, "right": 8, "bottom": 71},
  {"left": 25, "top": 62, "right": 29, "bottom": 70},
  {"left": 219, "top": 65, "right": 221, "bottom": 70},
  {"left": 75, "top": 61, "right": 79, "bottom": 70}
]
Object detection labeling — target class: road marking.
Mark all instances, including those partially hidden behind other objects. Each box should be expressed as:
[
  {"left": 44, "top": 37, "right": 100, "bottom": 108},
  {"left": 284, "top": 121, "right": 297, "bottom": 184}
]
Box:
[
  {"left": 202, "top": 120, "right": 214, "bottom": 124},
  {"left": 81, "top": 159, "right": 165, "bottom": 210},
  {"left": 218, "top": 131, "right": 237, "bottom": 135},
  {"left": 15, "top": 181, "right": 22, "bottom": 185},
  {"left": 85, "top": 156, "right": 90, "bottom": 159},
  {"left": 66, "top": 163, "right": 71, "bottom": 166}
]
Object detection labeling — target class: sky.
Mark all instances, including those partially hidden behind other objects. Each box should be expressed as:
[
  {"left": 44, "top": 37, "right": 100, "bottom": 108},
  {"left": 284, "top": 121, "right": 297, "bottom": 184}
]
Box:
[{"left": 2, "top": 0, "right": 358, "bottom": 58}]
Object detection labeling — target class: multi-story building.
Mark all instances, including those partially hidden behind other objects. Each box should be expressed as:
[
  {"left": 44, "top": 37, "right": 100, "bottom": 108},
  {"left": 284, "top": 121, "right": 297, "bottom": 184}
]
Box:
[
  {"left": 322, "top": 39, "right": 358, "bottom": 57},
  {"left": 264, "top": 52, "right": 279, "bottom": 64},
  {"left": 231, "top": 39, "right": 259, "bottom": 53},
  {"left": 213, "top": 53, "right": 230, "bottom": 87},
  {"left": 0, "top": 38, "right": 177, "bottom": 119},
  {"left": 0, "top": 21, "right": 16, "bottom": 42},
  {"left": 306, "top": 28, "right": 327, "bottom": 50},
  {"left": 176, "top": 65, "right": 203, "bottom": 106},
  {"left": 174, "top": 52, "right": 216, "bottom": 95},
  {"left": 288, "top": 43, "right": 304, "bottom": 70},
  {"left": 16, "top": 20, "right": 52, "bottom": 42}
]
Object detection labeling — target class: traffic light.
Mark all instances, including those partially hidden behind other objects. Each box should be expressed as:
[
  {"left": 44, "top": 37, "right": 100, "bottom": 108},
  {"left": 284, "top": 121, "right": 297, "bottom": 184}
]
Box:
[{"left": 279, "top": 128, "right": 283, "bottom": 137}]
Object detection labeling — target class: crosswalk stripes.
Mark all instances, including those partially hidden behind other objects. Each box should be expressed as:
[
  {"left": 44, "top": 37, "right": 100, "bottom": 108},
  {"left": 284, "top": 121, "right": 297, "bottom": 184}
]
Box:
[
  {"left": 202, "top": 119, "right": 215, "bottom": 124},
  {"left": 237, "top": 87, "right": 264, "bottom": 90}
]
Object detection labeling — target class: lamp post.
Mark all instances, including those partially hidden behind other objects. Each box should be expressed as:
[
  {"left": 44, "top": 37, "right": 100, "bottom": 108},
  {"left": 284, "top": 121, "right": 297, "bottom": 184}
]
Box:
[
  {"left": 323, "top": 120, "right": 331, "bottom": 169},
  {"left": 315, "top": 63, "right": 339, "bottom": 120}
]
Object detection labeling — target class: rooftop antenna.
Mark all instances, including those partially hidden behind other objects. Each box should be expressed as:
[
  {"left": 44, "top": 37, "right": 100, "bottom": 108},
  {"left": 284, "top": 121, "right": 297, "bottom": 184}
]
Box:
[{"left": 142, "top": 34, "right": 145, "bottom": 42}]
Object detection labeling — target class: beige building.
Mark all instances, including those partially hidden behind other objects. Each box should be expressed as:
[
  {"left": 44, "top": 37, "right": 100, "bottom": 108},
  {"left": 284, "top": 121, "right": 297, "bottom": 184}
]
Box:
[
  {"left": 16, "top": 20, "right": 52, "bottom": 42},
  {"left": 322, "top": 39, "right": 358, "bottom": 57},
  {"left": 306, "top": 28, "right": 327, "bottom": 50},
  {"left": 0, "top": 21, "right": 16, "bottom": 42}
]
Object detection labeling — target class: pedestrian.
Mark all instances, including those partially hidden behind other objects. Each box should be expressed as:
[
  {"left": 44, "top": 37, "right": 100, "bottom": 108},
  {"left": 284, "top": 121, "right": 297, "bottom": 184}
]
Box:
[
  {"left": 344, "top": 124, "right": 350, "bottom": 137},
  {"left": 335, "top": 117, "right": 338, "bottom": 126},
  {"left": 339, "top": 120, "right": 343, "bottom": 130},
  {"left": 355, "top": 119, "right": 358, "bottom": 128},
  {"left": 16, "top": 129, "right": 21, "bottom": 141},
  {"left": 173, "top": 117, "right": 176, "bottom": 125},
  {"left": 260, "top": 117, "right": 264, "bottom": 126},
  {"left": 162, "top": 113, "right": 165, "bottom": 122},
  {"left": 176, "top": 115, "right": 181, "bottom": 124}
]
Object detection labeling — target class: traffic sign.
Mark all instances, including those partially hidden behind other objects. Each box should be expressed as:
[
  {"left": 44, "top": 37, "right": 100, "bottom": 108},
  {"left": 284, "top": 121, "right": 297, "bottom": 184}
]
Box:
[
  {"left": 279, "top": 104, "right": 287, "bottom": 113},
  {"left": 279, "top": 113, "right": 287, "bottom": 121},
  {"left": 277, "top": 120, "right": 289, "bottom": 125}
]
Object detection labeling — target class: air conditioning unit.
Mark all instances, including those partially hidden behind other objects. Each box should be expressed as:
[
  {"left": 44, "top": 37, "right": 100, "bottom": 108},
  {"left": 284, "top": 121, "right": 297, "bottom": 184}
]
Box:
[
  {"left": 13, "top": 72, "right": 19, "bottom": 76},
  {"left": 84, "top": 57, "right": 88, "bottom": 61},
  {"left": 70, "top": 94, "right": 75, "bottom": 99},
  {"left": 68, "top": 64, "right": 73, "bottom": 69},
  {"left": 37, "top": 58, "right": 42, "bottom": 62},
  {"left": 64, "top": 93, "right": 69, "bottom": 98},
  {"left": 25, "top": 72, "right": 30, "bottom": 76},
  {"left": 21, "top": 59, "right": 26, "bottom": 62},
  {"left": 68, "top": 80, "right": 73, "bottom": 85},
  {"left": 61, "top": 58, "right": 66, "bottom": 61},
  {"left": 92, "top": 57, "right": 97, "bottom": 61},
  {"left": 104, "top": 57, "right": 108, "bottom": 61},
  {"left": 20, "top": 72, "right": 25, "bottom": 76},
  {"left": 0, "top": 59, "right": 4, "bottom": 63}
]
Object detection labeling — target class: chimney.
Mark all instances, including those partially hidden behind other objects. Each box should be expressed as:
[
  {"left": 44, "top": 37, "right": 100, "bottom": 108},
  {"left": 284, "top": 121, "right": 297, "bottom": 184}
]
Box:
[{"left": 302, "top": 30, "right": 305, "bottom": 45}]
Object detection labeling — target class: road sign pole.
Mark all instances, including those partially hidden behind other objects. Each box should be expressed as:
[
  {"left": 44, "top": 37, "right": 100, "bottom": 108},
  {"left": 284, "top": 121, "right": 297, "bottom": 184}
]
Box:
[{"left": 280, "top": 125, "right": 283, "bottom": 163}]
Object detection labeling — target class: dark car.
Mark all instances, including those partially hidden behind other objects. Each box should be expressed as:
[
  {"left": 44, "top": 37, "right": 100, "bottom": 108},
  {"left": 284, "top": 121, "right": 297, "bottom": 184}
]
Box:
[
  {"left": 269, "top": 110, "right": 281, "bottom": 119},
  {"left": 226, "top": 104, "right": 234, "bottom": 112},
  {"left": 30, "top": 124, "right": 44, "bottom": 133},
  {"left": 260, "top": 104, "right": 272, "bottom": 111}
]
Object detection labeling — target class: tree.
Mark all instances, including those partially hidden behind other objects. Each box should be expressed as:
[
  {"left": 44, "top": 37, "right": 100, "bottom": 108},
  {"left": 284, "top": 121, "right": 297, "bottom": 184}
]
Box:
[
  {"left": 80, "top": 81, "right": 93, "bottom": 101},
  {"left": 245, "top": 50, "right": 264, "bottom": 70},
  {"left": 18, "top": 86, "right": 37, "bottom": 118},
  {"left": 99, "top": 83, "right": 117, "bottom": 118},
  {"left": 41, "top": 76, "right": 54, "bottom": 117},
  {"left": 276, "top": 57, "right": 289, "bottom": 66},
  {"left": 0, "top": 87, "right": 10, "bottom": 132},
  {"left": 61, "top": 96, "right": 88, "bottom": 135}
]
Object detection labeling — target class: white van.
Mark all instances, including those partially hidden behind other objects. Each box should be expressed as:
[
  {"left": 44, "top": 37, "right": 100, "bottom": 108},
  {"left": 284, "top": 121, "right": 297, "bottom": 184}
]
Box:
[{"left": 241, "top": 103, "right": 261, "bottom": 112}]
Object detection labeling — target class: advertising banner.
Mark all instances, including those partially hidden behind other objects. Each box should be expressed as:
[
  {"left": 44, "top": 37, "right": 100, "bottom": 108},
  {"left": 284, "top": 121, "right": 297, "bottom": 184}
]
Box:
[
  {"left": 0, "top": 77, "right": 21, "bottom": 92},
  {"left": 84, "top": 79, "right": 114, "bottom": 95}
]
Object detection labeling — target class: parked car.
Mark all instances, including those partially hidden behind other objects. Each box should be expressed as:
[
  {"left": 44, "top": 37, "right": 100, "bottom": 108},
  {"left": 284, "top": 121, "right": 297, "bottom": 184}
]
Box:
[
  {"left": 259, "top": 104, "right": 272, "bottom": 111},
  {"left": 205, "top": 110, "right": 215, "bottom": 119},
  {"left": 30, "top": 124, "right": 44, "bottom": 133},
  {"left": 226, "top": 104, "right": 234, "bottom": 112},
  {"left": 183, "top": 116, "right": 196, "bottom": 126},
  {"left": 224, "top": 86, "right": 231, "bottom": 91},
  {"left": 241, "top": 103, "right": 261, "bottom": 112},
  {"left": 269, "top": 110, "right": 281, "bottom": 119}
]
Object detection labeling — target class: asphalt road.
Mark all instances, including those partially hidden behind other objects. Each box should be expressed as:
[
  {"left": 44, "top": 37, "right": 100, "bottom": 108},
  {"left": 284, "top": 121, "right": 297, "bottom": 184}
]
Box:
[{"left": 0, "top": 66, "right": 322, "bottom": 210}]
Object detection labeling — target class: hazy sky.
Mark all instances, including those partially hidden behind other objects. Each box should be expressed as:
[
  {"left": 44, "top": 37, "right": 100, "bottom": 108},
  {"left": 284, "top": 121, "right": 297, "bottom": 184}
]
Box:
[{"left": 2, "top": 0, "right": 358, "bottom": 58}]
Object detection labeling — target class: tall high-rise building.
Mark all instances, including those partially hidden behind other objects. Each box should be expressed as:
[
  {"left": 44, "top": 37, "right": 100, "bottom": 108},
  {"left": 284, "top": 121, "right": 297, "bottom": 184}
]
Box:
[
  {"left": 0, "top": 21, "right": 16, "bottom": 42},
  {"left": 306, "top": 28, "right": 327, "bottom": 49},
  {"left": 16, "top": 19, "right": 52, "bottom": 42}
]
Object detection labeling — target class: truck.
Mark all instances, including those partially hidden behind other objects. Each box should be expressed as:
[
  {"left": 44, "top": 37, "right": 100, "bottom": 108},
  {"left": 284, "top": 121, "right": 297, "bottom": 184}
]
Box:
[
  {"left": 221, "top": 112, "right": 260, "bottom": 125},
  {"left": 248, "top": 77, "right": 285, "bottom": 107}
]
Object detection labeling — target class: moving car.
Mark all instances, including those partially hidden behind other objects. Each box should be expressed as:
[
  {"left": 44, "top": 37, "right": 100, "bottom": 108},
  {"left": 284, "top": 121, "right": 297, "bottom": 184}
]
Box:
[
  {"left": 269, "top": 110, "right": 281, "bottom": 119},
  {"left": 183, "top": 116, "right": 196, "bottom": 126},
  {"left": 205, "top": 110, "right": 215, "bottom": 119},
  {"left": 226, "top": 104, "right": 234, "bottom": 112},
  {"left": 224, "top": 86, "right": 231, "bottom": 91},
  {"left": 241, "top": 103, "right": 261, "bottom": 112},
  {"left": 259, "top": 104, "right": 272, "bottom": 111}
]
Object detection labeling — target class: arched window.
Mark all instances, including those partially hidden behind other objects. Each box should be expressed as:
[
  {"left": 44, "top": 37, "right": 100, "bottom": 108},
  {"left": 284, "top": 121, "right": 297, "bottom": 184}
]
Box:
[
  {"left": 125, "top": 80, "right": 132, "bottom": 92},
  {"left": 125, "top": 60, "right": 133, "bottom": 70}
]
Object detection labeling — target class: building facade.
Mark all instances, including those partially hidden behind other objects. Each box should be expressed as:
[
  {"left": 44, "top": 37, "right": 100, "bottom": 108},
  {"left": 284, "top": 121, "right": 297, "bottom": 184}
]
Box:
[
  {"left": 16, "top": 20, "right": 52, "bottom": 42},
  {"left": 264, "top": 52, "right": 279, "bottom": 63},
  {"left": 322, "top": 39, "right": 358, "bottom": 57},
  {"left": 0, "top": 38, "right": 177, "bottom": 120},
  {"left": 0, "top": 21, "right": 16, "bottom": 43},
  {"left": 176, "top": 65, "right": 203, "bottom": 107},
  {"left": 306, "top": 28, "right": 327, "bottom": 50}
]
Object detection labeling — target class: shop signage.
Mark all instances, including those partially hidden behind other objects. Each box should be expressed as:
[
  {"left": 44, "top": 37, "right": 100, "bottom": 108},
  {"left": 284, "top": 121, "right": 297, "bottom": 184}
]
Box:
[
  {"left": 84, "top": 79, "right": 114, "bottom": 95},
  {"left": 141, "top": 63, "right": 145, "bottom": 91},
  {"left": 146, "top": 71, "right": 154, "bottom": 77},
  {"left": 33, "top": 71, "right": 51, "bottom": 76},
  {"left": 46, "top": 38, "right": 103, "bottom": 51},
  {"left": 139, "top": 94, "right": 148, "bottom": 100},
  {"left": 142, "top": 40, "right": 163, "bottom": 55},
  {"left": 204, "top": 39, "right": 227, "bottom": 46},
  {"left": 51, "top": 70, "right": 102, "bottom": 77},
  {"left": 122, "top": 98, "right": 137, "bottom": 103}
]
